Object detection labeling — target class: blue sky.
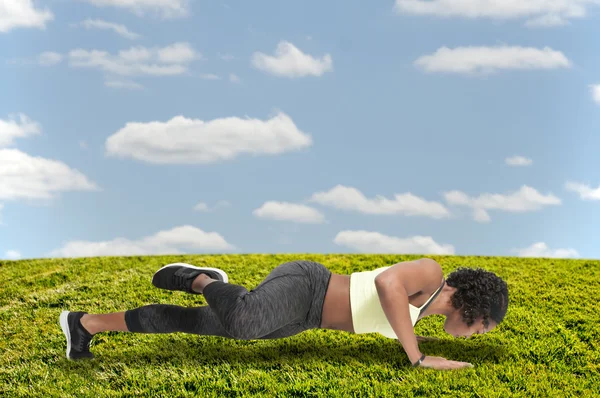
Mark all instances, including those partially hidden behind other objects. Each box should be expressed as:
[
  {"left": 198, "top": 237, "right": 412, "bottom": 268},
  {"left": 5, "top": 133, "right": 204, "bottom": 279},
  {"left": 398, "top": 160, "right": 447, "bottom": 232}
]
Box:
[{"left": 1, "top": 0, "right": 599, "bottom": 261}]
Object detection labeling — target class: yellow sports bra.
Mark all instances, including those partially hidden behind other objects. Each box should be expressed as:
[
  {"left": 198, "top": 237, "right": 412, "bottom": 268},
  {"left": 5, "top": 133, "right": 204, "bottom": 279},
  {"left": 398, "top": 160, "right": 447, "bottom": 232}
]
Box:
[{"left": 349, "top": 266, "right": 445, "bottom": 339}]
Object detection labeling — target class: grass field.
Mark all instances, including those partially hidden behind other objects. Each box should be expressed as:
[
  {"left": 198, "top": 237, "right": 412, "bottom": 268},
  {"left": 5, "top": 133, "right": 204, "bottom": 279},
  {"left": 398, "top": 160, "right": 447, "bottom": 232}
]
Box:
[{"left": 1, "top": 254, "right": 599, "bottom": 397}]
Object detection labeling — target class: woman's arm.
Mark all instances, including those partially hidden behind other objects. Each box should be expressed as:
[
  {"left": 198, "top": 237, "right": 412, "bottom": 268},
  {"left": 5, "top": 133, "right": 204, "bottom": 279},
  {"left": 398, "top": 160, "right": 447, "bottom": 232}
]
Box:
[
  {"left": 374, "top": 258, "right": 444, "bottom": 364},
  {"left": 376, "top": 279, "right": 423, "bottom": 363}
]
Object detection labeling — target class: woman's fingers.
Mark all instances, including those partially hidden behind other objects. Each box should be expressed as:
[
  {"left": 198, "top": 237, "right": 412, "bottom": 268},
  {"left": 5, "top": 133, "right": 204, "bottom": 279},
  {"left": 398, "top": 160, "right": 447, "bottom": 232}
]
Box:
[
  {"left": 442, "top": 360, "right": 473, "bottom": 370},
  {"left": 419, "top": 356, "right": 473, "bottom": 370},
  {"left": 454, "top": 361, "right": 473, "bottom": 369}
]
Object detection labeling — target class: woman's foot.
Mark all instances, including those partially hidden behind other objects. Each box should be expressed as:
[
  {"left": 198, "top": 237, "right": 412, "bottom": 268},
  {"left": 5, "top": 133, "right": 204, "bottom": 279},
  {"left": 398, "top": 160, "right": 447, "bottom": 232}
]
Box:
[
  {"left": 59, "top": 311, "right": 95, "bottom": 360},
  {"left": 152, "top": 263, "right": 228, "bottom": 294}
]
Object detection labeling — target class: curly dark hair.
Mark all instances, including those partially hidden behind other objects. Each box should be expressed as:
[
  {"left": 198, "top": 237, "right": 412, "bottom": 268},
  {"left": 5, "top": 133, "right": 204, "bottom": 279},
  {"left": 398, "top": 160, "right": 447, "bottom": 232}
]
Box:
[{"left": 445, "top": 267, "right": 509, "bottom": 328}]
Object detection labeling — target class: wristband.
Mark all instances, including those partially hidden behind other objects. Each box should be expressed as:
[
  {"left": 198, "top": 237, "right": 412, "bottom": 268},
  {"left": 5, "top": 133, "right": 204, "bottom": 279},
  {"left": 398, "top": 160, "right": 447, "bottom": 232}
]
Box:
[{"left": 412, "top": 353, "right": 426, "bottom": 367}]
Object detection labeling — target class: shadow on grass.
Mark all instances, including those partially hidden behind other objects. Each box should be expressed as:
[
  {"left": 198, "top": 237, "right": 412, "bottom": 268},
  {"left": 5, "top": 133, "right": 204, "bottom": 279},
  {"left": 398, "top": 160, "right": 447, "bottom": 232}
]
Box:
[{"left": 54, "top": 336, "right": 509, "bottom": 378}]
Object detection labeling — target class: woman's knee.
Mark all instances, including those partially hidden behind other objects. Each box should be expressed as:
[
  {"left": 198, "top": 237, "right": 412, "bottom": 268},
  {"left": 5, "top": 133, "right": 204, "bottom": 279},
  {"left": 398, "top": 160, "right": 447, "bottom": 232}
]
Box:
[
  {"left": 219, "top": 302, "right": 269, "bottom": 340},
  {"left": 221, "top": 316, "right": 260, "bottom": 340},
  {"left": 227, "top": 329, "right": 258, "bottom": 340}
]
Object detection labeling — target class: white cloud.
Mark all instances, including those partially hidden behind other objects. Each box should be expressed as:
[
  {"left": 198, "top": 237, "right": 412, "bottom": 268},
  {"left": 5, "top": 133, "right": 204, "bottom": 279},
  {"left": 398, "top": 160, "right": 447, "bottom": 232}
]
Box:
[
  {"left": 75, "top": 19, "right": 141, "bottom": 40},
  {"left": 118, "top": 46, "right": 152, "bottom": 62},
  {"left": 394, "top": 0, "right": 597, "bottom": 27},
  {"left": 253, "top": 201, "right": 325, "bottom": 224},
  {"left": 505, "top": 155, "right": 533, "bottom": 166},
  {"left": 524, "top": 14, "right": 568, "bottom": 27},
  {"left": 5, "top": 250, "right": 21, "bottom": 260},
  {"left": 590, "top": 84, "right": 600, "bottom": 104},
  {"left": 0, "top": 0, "right": 53, "bottom": 33},
  {"left": 0, "top": 149, "right": 99, "bottom": 200},
  {"left": 105, "top": 111, "right": 312, "bottom": 164},
  {"left": 7, "top": 52, "right": 63, "bottom": 67},
  {"left": 194, "top": 202, "right": 209, "bottom": 211},
  {"left": 0, "top": 113, "right": 41, "bottom": 148},
  {"left": 252, "top": 41, "right": 333, "bottom": 78},
  {"left": 82, "top": 0, "right": 188, "bottom": 18},
  {"left": 38, "top": 52, "right": 63, "bottom": 66},
  {"left": 157, "top": 42, "right": 197, "bottom": 63},
  {"left": 334, "top": 230, "right": 455, "bottom": 254},
  {"left": 444, "top": 185, "right": 561, "bottom": 222},
  {"left": 229, "top": 73, "right": 241, "bottom": 83},
  {"left": 193, "top": 200, "right": 229, "bottom": 212},
  {"left": 68, "top": 42, "right": 199, "bottom": 78},
  {"left": 48, "top": 225, "right": 235, "bottom": 258},
  {"left": 513, "top": 242, "right": 579, "bottom": 258},
  {"left": 200, "top": 73, "right": 220, "bottom": 80},
  {"left": 309, "top": 185, "right": 451, "bottom": 219},
  {"left": 565, "top": 181, "right": 600, "bottom": 201},
  {"left": 414, "top": 45, "right": 571, "bottom": 75},
  {"left": 105, "top": 79, "right": 144, "bottom": 90},
  {"left": 472, "top": 207, "right": 491, "bottom": 223}
]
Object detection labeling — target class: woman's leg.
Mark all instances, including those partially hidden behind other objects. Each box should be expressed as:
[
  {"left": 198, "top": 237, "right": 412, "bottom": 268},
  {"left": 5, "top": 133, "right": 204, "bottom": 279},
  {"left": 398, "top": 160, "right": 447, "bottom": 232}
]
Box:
[
  {"left": 79, "top": 305, "right": 233, "bottom": 338},
  {"left": 197, "top": 261, "right": 314, "bottom": 340},
  {"left": 81, "top": 261, "right": 318, "bottom": 340},
  {"left": 79, "top": 274, "right": 218, "bottom": 335},
  {"left": 79, "top": 307, "right": 309, "bottom": 340},
  {"left": 80, "top": 312, "right": 128, "bottom": 334}
]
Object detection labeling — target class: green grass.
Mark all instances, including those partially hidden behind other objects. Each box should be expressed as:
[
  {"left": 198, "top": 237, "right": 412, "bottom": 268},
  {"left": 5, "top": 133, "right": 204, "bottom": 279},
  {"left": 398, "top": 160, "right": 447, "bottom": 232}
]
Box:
[{"left": 1, "top": 254, "right": 599, "bottom": 397}]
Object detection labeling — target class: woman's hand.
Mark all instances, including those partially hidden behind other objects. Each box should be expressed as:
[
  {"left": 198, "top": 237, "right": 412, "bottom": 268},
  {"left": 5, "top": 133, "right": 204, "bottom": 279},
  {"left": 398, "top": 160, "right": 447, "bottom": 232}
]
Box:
[
  {"left": 418, "top": 355, "right": 473, "bottom": 370},
  {"left": 415, "top": 335, "right": 440, "bottom": 343}
]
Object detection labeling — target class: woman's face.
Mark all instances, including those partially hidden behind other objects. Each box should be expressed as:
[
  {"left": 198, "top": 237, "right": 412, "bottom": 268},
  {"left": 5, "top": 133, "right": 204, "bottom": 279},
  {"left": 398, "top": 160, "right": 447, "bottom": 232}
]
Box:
[{"left": 443, "top": 311, "right": 498, "bottom": 338}]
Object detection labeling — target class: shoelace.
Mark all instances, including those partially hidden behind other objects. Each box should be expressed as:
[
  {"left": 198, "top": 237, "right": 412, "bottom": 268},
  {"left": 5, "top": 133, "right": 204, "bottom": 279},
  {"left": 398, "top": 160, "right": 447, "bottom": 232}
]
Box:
[
  {"left": 173, "top": 270, "right": 192, "bottom": 289},
  {"left": 77, "top": 329, "right": 93, "bottom": 352}
]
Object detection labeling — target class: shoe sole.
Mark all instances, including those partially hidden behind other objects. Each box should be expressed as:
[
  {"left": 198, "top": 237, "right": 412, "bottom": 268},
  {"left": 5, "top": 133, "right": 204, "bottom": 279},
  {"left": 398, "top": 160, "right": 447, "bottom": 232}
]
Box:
[
  {"left": 154, "top": 262, "right": 229, "bottom": 284},
  {"left": 59, "top": 310, "right": 72, "bottom": 360}
]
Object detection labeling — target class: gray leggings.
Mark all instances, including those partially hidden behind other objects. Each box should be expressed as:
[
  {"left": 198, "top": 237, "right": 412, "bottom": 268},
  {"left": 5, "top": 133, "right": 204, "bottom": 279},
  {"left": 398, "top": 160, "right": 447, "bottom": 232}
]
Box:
[{"left": 124, "top": 260, "right": 332, "bottom": 340}]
